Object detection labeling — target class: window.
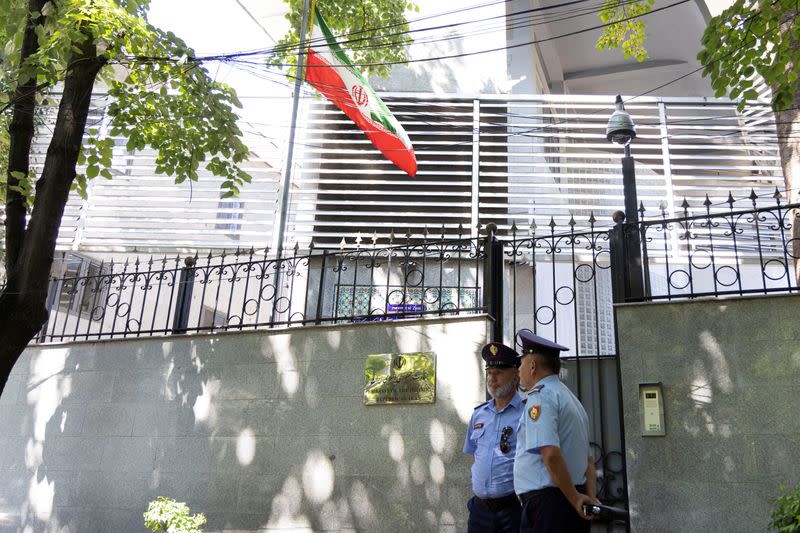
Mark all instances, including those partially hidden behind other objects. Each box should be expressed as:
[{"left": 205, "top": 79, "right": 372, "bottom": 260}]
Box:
[
  {"left": 575, "top": 265, "right": 615, "bottom": 356},
  {"left": 216, "top": 197, "right": 244, "bottom": 240},
  {"left": 53, "top": 253, "right": 111, "bottom": 320}
]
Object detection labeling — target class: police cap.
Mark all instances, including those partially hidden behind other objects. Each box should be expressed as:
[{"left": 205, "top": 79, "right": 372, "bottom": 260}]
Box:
[
  {"left": 481, "top": 342, "right": 520, "bottom": 368},
  {"left": 516, "top": 329, "right": 569, "bottom": 359}
]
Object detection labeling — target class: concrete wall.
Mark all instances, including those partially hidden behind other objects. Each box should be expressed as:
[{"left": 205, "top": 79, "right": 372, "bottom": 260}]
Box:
[
  {"left": 0, "top": 315, "right": 490, "bottom": 533},
  {"left": 616, "top": 294, "right": 800, "bottom": 533}
]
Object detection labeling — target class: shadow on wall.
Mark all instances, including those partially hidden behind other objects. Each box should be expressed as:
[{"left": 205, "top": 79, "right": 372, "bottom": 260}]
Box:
[
  {"left": 619, "top": 298, "right": 800, "bottom": 532},
  {"left": 0, "top": 316, "right": 487, "bottom": 532}
]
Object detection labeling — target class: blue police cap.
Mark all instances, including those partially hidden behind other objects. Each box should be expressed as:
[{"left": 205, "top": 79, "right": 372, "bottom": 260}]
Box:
[
  {"left": 481, "top": 342, "right": 520, "bottom": 368},
  {"left": 516, "top": 330, "right": 569, "bottom": 357}
]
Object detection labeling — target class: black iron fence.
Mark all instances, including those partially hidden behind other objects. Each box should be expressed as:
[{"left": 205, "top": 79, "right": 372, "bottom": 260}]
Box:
[
  {"left": 36, "top": 234, "right": 486, "bottom": 343},
  {"left": 32, "top": 190, "right": 799, "bottom": 345},
  {"left": 616, "top": 190, "right": 800, "bottom": 302}
]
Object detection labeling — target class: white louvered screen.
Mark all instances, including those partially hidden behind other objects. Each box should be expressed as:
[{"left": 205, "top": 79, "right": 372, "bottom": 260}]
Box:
[{"left": 4, "top": 92, "right": 786, "bottom": 254}]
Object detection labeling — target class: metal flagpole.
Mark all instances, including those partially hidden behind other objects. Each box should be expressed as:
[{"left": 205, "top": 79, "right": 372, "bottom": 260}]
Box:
[{"left": 272, "top": 0, "right": 313, "bottom": 259}]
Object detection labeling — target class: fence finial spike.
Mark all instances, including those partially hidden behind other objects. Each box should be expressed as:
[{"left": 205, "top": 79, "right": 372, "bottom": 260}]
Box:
[
  {"left": 389, "top": 229, "right": 395, "bottom": 242},
  {"left": 548, "top": 216, "right": 556, "bottom": 229},
  {"left": 207, "top": 250, "right": 213, "bottom": 260},
  {"left": 511, "top": 221, "right": 518, "bottom": 234},
  {"left": 457, "top": 223, "right": 463, "bottom": 235},
  {"left": 372, "top": 231, "right": 378, "bottom": 244},
  {"left": 703, "top": 194, "right": 712, "bottom": 208},
  {"left": 727, "top": 192, "right": 735, "bottom": 206},
  {"left": 658, "top": 200, "right": 667, "bottom": 213},
  {"left": 440, "top": 224, "right": 446, "bottom": 239},
  {"left": 749, "top": 188, "right": 758, "bottom": 201},
  {"left": 588, "top": 212, "right": 596, "bottom": 225},
  {"left": 339, "top": 237, "right": 346, "bottom": 250},
  {"left": 773, "top": 187, "right": 782, "bottom": 200},
  {"left": 568, "top": 215, "right": 576, "bottom": 227},
  {"left": 681, "top": 197, "right": 690, "bottom": 210},
  {"left": 529, "top": 220, "right": 536, "bottom": 235}
]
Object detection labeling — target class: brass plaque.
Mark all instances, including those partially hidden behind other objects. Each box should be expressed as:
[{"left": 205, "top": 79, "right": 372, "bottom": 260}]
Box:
[{"left": 363, "top": 352, "right": 436, "bottom": 405}]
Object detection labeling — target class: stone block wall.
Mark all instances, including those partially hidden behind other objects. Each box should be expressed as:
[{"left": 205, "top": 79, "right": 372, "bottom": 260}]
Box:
[
  {"left": 616, "top": 294, "right": 800, "bottom": 533},
  {"left": 0, "top": 315, "right": 489, "bottom": 532}
]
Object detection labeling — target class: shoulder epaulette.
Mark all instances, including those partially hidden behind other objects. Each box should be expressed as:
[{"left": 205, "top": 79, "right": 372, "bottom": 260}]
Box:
[{"left": 473, "top": 400, "right": 490, "bottom": 410}]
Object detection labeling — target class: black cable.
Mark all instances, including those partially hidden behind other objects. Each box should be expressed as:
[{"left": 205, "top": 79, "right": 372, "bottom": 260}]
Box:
[{"left": 121, "top": 0, "right": 675, "bottom": 67}]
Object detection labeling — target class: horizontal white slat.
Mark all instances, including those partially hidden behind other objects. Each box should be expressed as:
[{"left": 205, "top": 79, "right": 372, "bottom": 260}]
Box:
[{"left": 8, "top": 91, "right": 783, "bottom": 254}]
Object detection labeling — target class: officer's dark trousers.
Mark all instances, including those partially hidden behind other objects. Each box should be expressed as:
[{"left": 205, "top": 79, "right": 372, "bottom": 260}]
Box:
[
  {"left": 467, "top": 495, "right": 521, "bottom": 533},
  {"left": 519, "top": 488, "right": 590, "bottom": 533}
]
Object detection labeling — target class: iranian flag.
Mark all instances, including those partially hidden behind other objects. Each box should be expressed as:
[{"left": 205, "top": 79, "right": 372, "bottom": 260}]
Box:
[{"left": 305, "top": 7, "right": 417, "bottom": 176}]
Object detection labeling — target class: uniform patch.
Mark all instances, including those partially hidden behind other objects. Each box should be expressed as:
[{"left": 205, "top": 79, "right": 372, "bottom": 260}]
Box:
[
  {"left": 473, "top": 422, "right": 484, "bottom": 430},
  {"left": 490, "top": 344, "right": 498, "bottom": 355},
  {"left": 529, "top": 404, "right": 541, "bottom": 421}
]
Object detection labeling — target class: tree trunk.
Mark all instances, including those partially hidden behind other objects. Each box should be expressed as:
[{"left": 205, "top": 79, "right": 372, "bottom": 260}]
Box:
[
  {"left": 774, "top": 99, "right": 800, "bottom": 286},
  {"left": 0, "top": 43, "right": 105, "bottom": 396},
  {"left": 4, "top": 0, "right": 47, "bottom": 277},
  {"left": 774, "top": 10, "right": 800, "bottom": 286}
]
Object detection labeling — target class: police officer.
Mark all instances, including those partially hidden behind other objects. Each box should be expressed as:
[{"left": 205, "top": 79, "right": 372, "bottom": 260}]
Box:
[
  {"left": 463, "top": 342, "right": 524, "bottom": 533},
  {"left": 513, "top": 330, "right": 600, "bottom": 533}
]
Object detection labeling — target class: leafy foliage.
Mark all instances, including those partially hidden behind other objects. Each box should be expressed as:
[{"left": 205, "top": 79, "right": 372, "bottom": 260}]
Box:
[
  {"left": 270, "top": 0, "right": 419, "bottom": 78},
  {"left": 699, "top": 0, "right": 800, "bottom": 111},
  {"left": 0, "top": 0, "right": 251, "bottom": 201},
  {"left": 596, "top": 0, "right": 653, "bottom": 62},
  {"left": 143, "top": 497, "right": 206, "bottom": 533},
  {"left": 769, "top": 484, "right": 800, "bottom": 532}
]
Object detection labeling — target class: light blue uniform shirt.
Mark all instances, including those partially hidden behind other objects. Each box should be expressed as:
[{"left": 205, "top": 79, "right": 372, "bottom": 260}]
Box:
[
  {"left": 513, "top": 374, "right": 591, "bottom": 495},
  {"left": 463, "top": 393, "right": 524, "bottom": 498}
]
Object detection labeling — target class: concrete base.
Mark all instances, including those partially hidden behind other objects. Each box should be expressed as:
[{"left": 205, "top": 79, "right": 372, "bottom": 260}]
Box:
[
  {"left": 0, "top": 315, "right": 490, "bottom": 532},
  {"left": 616, "top": 294, "right": 800, "bottom": 533}
]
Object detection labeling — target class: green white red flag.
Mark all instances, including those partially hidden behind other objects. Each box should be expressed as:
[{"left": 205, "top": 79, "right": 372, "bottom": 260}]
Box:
[{"left": 304, "top": 7, "right": 417, "bottom": 176}]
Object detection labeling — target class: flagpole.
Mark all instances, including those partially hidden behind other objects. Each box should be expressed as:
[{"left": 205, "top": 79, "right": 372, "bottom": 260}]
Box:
[{"left": 272, "top": 0, "right": 312, "bottom": 260}]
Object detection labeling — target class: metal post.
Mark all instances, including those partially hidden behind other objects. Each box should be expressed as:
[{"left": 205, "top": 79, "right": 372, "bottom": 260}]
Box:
[
  {"left": 272, "top": 0, "right": 312, "bottom": 259},
  {"left": 471, "top": 99, "right": 480, "bottom": 238},
  {"left": 609, "top": 209, "right": 646, "bottom": 302},
  {"left": 621, "top": 146, "right": 645, "bottom": 300},
  {"left": 482, "top": 223, "right": 503, "bottom": 341},
  {"left": 172, "top": 256, "right": 196, "bottom": 334},
  {"left": 314, "top": 250, "right": 327, "bottom": 324},
  {"left": 622, "top": 146, "right": 638, "bottom": 224}
]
